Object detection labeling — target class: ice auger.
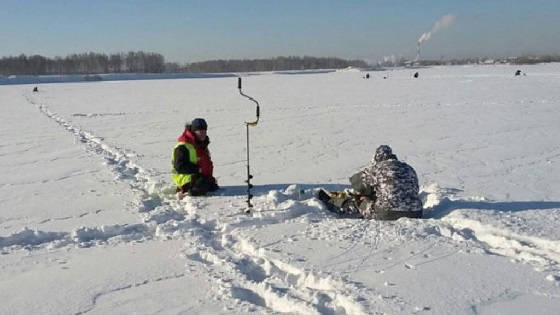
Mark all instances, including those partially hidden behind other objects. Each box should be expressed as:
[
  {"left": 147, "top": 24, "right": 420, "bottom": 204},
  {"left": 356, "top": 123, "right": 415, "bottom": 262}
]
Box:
[{"left": 238, "top": 77, "right": 260, "bottom": 213}]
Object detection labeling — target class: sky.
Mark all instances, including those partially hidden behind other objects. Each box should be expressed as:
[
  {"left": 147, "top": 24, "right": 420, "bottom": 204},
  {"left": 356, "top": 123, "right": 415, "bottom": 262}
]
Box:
[{"left": 1, "top": 0, "right": 559, "bottom": 64}]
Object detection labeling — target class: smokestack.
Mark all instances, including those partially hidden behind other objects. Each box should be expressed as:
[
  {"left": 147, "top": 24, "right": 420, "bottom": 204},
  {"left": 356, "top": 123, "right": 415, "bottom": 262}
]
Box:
[{"left": 416, "top": 14, "right": 456, "bottom": 61}]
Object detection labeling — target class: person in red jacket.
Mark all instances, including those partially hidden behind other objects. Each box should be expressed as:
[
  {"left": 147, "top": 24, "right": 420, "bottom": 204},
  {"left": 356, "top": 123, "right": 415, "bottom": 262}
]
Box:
[{"left": 173, "top": 118, "right": 219, "bottom": 197}]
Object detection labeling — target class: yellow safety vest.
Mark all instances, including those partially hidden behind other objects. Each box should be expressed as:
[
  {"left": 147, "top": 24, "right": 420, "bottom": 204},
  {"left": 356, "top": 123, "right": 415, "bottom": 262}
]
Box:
[{"left": 171, "top": 142, "right": 198, "bottom": 188}]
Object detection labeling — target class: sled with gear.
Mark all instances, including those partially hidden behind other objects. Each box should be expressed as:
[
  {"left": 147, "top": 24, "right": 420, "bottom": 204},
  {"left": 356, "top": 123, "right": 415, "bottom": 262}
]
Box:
[{"left": 316, "top": 189, "right": 363, "bottom": 218}]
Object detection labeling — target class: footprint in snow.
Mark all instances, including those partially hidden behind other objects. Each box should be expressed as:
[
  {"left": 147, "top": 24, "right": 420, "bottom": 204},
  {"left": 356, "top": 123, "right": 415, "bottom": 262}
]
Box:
[{"left": 404, "top": 263, "right": 417, "bottom": 270}]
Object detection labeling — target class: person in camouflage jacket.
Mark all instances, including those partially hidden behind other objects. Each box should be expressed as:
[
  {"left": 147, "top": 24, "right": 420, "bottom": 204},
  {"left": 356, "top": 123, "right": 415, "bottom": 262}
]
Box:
[
  {"left": 355, "top": 145, "right": 423, "bottom": 220},
  {"left": 317, "top": 145, "right": 423, "bottom": 220},
  {"left": 342, "top": 145, "right": 422, "bottom": 220}
]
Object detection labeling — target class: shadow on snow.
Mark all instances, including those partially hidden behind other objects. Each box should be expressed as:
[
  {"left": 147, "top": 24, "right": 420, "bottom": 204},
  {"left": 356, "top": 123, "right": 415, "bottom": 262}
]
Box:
[
  {"left": 214, "top": 183, "right": 350, "bottom": 197},
  {"left": 426, "top": 198, "right": 560, "bottom": 219}
]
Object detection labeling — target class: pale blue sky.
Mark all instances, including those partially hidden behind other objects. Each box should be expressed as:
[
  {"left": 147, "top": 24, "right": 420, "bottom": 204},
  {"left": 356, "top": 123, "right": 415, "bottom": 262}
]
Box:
[{"left": 1, "top": 0, "right": 559, "bottom": 63}]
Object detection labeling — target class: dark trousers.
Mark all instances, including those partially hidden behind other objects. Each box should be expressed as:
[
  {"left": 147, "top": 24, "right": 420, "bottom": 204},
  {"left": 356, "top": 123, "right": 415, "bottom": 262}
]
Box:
[
  {"left": 328, "top": 192, "right": 422, "bottom": 220},
  {"left": 179, "top": 176, "right": 218, "bottom": 196}
]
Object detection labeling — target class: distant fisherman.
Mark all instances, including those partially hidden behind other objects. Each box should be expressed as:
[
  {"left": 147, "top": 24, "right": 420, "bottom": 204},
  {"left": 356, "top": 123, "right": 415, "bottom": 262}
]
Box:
[
  {"left": 317, "top": 145, "right": 423, "bottom": 220},
  {"left": 172, "top": 118, "right": 219, "bottom": 199}
]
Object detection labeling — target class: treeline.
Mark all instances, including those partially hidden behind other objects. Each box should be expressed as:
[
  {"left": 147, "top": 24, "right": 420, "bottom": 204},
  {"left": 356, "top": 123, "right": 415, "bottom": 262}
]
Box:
[
  {"left": 167, "top": 56, "right": 368, "bottom": 73},
  {"left": 3, "top": 51, "right": 560, "bottom": 75},
  {"left": 412, "top": 54, "right": 560, "bottom": 67},
  {"left": 0, "top": 52, "right": 367, "bottom": 75},
  {"left": 0, "top": 51, "right": 165, "bottom": 75},
  {"left": 510, "top": 54, "right": 560, "bottom": 65}
]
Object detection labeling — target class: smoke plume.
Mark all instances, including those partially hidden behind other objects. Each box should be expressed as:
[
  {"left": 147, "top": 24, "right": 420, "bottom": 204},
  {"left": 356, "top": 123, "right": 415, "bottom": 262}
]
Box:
[{"left": 416, "top": 14, "right": 456, "bottom": 61}]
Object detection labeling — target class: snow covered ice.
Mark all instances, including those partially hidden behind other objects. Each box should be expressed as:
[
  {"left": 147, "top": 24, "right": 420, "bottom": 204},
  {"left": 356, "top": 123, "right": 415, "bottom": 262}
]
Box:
[{"left": 1, "top": 63, "right": 560, "bottom": 314}]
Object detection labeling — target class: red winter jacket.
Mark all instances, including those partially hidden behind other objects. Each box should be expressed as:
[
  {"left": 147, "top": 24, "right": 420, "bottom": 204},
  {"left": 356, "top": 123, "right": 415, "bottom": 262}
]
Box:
[{"left": 178, "top": 129, "right": 214, "bottom": 178}]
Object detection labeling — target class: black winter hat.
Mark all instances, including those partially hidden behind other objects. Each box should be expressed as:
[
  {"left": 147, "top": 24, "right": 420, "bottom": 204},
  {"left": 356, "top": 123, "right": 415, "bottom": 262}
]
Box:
[
  {"left": 374, "top": 145, "right": 397, "bottom": 162},
  {"left": 191, "top": 118, "right": 208, "bottom": 131}
]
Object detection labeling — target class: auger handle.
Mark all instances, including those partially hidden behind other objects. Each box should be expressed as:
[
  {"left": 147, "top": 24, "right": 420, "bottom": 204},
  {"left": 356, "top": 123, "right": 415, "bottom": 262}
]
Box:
[{"left": 238, "top": 77, "right": 260, "bottom": 126}]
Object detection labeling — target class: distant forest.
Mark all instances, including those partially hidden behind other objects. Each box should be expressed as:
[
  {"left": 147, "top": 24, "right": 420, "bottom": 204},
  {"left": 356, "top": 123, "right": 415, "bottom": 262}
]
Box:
[
  {"left": 2, "top": 51, "right": 559, "bottom": 76},
  {"left": 0, "top": 52, "right": 165, "bottom": 75},
  {"left": 379, "top": 54, "right": 560, "bottom": 67},
  {"left": 167, "top": 56, "right": 368, "bottom": 73},
  {"left": 413, "top": 55, "right": 560, "bottom": 66},
  {"left": 0, "top": 51, "right": 367, "bottom": 75}
]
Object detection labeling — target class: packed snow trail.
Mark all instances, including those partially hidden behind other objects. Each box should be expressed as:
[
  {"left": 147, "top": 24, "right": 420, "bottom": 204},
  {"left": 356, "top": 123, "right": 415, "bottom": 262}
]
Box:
[
  {"left": 13, "top": 92, "right": 384, "bottom": 314},
  {"left": 442, "top": 213, "right": 560, "bottom": 269},
  {"left": 421, "top": 184, "right": 560, "bottom": 279}
]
